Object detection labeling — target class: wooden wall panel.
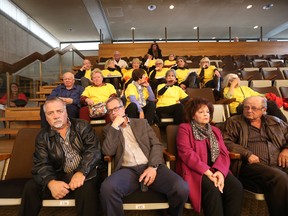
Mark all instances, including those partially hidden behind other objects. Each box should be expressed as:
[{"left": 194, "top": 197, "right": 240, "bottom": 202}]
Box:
[{"left": 99, "top": 42, "right": 288, "bottom": 58}]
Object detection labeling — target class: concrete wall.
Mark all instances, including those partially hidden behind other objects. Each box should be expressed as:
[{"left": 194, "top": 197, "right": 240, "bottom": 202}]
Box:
[{"left": 0, "top": 14, "right": 52, "bottom": 64}]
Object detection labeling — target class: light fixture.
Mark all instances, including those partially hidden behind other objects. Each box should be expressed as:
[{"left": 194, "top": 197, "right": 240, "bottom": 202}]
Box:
[
  {"left": 193, "top": 26, "right": 198, "bottom": 30},
  {"left": 263, "top": 3, "right": 273, "bottom": 10},
  {"left": 254, "top": 25, "right": 259, "bottom": 29},
  {"left": 246, "top": 5, "right": 252, "bottom": 9},
  {"left": 131, "top": 27, "right": 135, "bottom": 30},
  {"left": 169, "top": 5, "right": 174, "bottom": 10},
  {"left": 148, "top": 4, "right": 156, "bottom": 11}
]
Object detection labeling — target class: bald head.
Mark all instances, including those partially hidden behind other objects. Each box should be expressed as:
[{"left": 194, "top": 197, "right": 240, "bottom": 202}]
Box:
[{"left": 62, "top": 72, "right": 75, "bottom": 89}]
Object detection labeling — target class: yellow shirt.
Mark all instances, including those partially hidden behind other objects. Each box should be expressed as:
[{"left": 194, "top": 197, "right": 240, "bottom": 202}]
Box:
[
  {"left": 197, "top": 66, "right": 216, "bottom": 84},
  {"left": 164, "top": 60, "right": 176, "bottom": 67},
  {"left": 156, "top": 84, "right": 188, "bottom": 108},
  {"left": 122, "top": 68, "right": 147, "bottom": 82},
  {"left": 149, "top": 68, "right": 169, "bottom": 79},
  {"left": 102, "top": 69, "right": 122, "bottom": 78},
  {"left": 223, "top": 86, "right": 262, "bottom": 114},
  {"left": 176, "top": 68, "right": 190, "bottom": 84},
  {"left": 84, "top": 69, "right": 92, "bottom": 80},
  {"left": 82, "top": 83, "right": 116, "bottom": 104},
  {"left": 125, "top": 83, "right": 150, "bottom": 108}
]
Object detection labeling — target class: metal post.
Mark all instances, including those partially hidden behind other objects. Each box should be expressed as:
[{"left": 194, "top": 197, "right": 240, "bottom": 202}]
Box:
[
  {"left": 260, "top": 26, "right": 263, "bottom": 41},
  {"left": 6, "top": 72, "right": 10, "bottom": 108},
  {"left": 229, "top": 26, "right": 232, "bottom": 42},
  {"left": 197, "top": 27, "right": 200, "bottom": 42},
  {"left": 165, "top": 27, "right": 167, "bottom": 42},
  {"left": 39, "top": 61, "right": 42, "bottom": 86}
]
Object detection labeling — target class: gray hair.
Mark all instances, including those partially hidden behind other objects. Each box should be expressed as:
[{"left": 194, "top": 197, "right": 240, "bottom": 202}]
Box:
[
  {"left": 165, "top": 69, "right": 176, "bottom": 78},
  {"left": 43, "top": 97, "right": 66, "bottom": 113},
  {"left": 222, "top": 73, "right": 239, "bottom": 88},
  {"left": 106, "top": 96, "right": 124, "bottom": 107},
  {"left": 243, "top": 96, "right": 267, "bottom": 114}
]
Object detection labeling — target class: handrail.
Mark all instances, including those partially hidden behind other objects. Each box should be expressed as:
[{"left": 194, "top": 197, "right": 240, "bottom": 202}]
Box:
[{"left": 0, "top": 44, "right": 85, "bottom": 74}]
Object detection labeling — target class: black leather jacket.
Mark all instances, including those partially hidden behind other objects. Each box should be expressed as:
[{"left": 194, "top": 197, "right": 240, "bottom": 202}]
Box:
[{"left": 32, "top": 118, "right": 102, "bottom": 188}]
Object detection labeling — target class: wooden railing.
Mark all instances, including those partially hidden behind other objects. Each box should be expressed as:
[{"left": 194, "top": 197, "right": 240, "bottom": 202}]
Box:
[{"left": 99, "top": 41, "right": 288, "bottom": 59}]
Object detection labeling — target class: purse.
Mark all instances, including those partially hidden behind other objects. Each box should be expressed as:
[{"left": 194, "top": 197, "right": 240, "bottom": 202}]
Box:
[{"left": 89, "top": 102, "right": 107, "bottom": 118}]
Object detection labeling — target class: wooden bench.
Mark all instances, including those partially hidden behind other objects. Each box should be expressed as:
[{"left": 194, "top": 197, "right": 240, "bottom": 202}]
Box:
[{"left": 0, "top": 107, "right": 41, "bottom": 130}]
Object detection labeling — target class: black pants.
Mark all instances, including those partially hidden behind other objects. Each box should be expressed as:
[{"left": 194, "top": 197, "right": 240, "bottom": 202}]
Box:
[
  {"left": 156, "top": 103, "right": 185, "bottom": 125},
  {"left": 125, "top": 101, "right": 156, "bottom": 125},
  {"left": 239, "top": 163, "right": 288, "bottom": 216},
  {"left": 18, "top": 176, "right": 100, "bottom": 216},
  {"left": 201, "top": 173, "right": 243, "bottom": 216},
  {"left": 100, "top": 164, "right": 189, "bottom": 216}
]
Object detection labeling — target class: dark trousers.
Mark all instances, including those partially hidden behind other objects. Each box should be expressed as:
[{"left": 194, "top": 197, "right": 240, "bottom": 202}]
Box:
[
  {"left": 100, "top": 164, "right": 189, "bottom": 216},
  {"left": 201, "top": 173, "right": 243, "bottom": 216},
  {"left": 125, "top": 101, "right": 156, "bottom": 125},
  {"left": 18, "top": 177, "right": 100, "bottom": 216},
  {"left": 239, "top": 163, "right": 288, "bottom": 216},
  {"left": 156, "top": 103, "right": 185, "bottom": 125},
  {"left": 40, "top": 104, "right": 80, "bottom": 128}
]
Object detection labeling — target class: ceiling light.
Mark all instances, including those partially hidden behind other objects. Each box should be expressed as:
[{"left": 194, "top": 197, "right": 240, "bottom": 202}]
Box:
[
  {"left": 263, "top": 3, "right": 273, "bottom": 10},
  {"left": 254, "top": 26, "right": 259, "bottom": 29},
  {"left": 169, "top": 5, "right": 174, "bottom": 10},
  {"left": 148, "top": 4, "right": 156, "bottom": 11},
  {"left": 193, "top": 26, "right": 198, "bottom": 30},
  {"left": 212, "top": 37, "right": 216, "bottom": 39},
  {"left": 246, "top": 5, "right": 252, "bottom": 9},
  {"left": 131, "top": 27, "right": 135, "bottom": 30}
]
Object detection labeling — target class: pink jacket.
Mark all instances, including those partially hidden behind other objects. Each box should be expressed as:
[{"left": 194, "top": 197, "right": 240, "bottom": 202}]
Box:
[{"left": 176, "top": 123, "right": 230, "bottom": 212}]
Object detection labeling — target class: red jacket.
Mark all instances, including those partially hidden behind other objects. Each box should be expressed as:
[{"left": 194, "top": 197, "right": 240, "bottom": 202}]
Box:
[{"left": 176, "top": 123, "right": 230, "bottom": 212}]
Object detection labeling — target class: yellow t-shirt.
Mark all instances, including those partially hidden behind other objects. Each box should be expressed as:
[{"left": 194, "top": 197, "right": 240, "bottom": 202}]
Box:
[
  {"left": 197, "top": 66, "right": 216, "bottom": 84},
  {"left": 156, "top": 84, "right": 188, "bottom": 108},
  {"left": 164, "top": 60, "right": 176, "bottom": 67},
  {"left": 176, "top": 68, "right": 190, "bottom": 84},
  {"left": 82, "top": 83, "right": 116, "bottom": 104},
  {"left": 125, "top": 83, "right": 150, "bottom": 108},
  {"left": 102, "top": 69, "right": 122, "bottom": 78},
  {"left": 149, "top": 68, "right": 169, "bottom": 79},
  {"left": 84, "top": 69, "right": 92, "bottom": 80},
  {"left": 223, "top": 86, "right": 262, "bottom": 114}
]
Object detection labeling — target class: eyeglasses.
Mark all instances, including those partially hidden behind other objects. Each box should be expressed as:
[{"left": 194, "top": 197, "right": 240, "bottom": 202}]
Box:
[
  {"left": 243, "top": 106, "right": 264, "bottom": 111},
  {"left": 107, "top": 105, "right": 123, "bottom": 114}
]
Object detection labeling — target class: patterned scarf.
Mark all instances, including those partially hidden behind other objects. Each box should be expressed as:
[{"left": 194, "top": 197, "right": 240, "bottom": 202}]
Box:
[
  {"left": 133, "top": 81, "right": 146, "bottom": 107},
  {"left": 190, "top": 120, "right": 220, "bottom": 162}
]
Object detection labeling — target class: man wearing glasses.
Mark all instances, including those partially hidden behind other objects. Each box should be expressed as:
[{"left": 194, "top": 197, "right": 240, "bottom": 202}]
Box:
[
  {"left": 223, "top": 96, "right": 288, "bottom": 216},
  {"left": 101, "top": 97, "right": 189, "bottom": 216}
]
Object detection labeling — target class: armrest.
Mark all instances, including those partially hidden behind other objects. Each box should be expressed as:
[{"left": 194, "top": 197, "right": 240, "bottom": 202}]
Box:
[
  {"left": 229, "top": 152, "right": 241, "bottom": 160},
  {"left": 266, "top": 75, "right": 277, "bottom": 80},
  {"left": 163, "top": 149, "right": 176, "bottom": 161},
  {"left": 0, "top": 153, "right": 11, "bottom": 161},
  {"left": 104, "top": 155, "right": 112, "bottom": 162}
]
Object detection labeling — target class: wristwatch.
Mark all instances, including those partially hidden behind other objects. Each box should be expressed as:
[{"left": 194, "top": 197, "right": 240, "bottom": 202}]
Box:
[{"left": 151, "top": 164, "right": 159, "bottom": 171}]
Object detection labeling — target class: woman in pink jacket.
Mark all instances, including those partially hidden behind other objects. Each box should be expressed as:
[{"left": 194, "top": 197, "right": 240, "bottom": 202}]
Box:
[{"left": 176, "top": 98, "right": 243, "bottom": 215}]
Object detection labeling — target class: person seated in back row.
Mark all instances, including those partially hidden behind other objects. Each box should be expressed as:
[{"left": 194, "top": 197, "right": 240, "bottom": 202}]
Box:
[
  {"left": 223, "top": 96, "right": 288, "bottom": 216},
  {"left": 156, "top": 69, "right": 189, "bottom": 125},
  {"left": 0, "top": 82, "right": 27, "bottom": 107},
  {"left": 149, "top": 58, "right": 169, "bottom": 93},
  {"left": 100, "top": 96, "right": 189, "bottom": 216},
  {"left": 75, "top": 59, "right": 93, "bottom": 88},
  {"left": 101, "top": 59, "right": 123, "bottom": 90},
  {"left": 113, "top": 51, "right": 128, "bottom": 69},
  {"left": 125, "top": 68, "right": 156, "bottom": 125},
  {"left": 40, "top": 72, "right": 84, "bottom": 128}
]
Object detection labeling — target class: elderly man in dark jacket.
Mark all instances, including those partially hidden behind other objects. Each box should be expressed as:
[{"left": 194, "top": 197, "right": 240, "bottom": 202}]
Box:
[
  {"left": 19, "top": 97, "right": 102, "bottom": 216},
  {"left": 223, "top": 96, "right": 288, "bottom": 216}
]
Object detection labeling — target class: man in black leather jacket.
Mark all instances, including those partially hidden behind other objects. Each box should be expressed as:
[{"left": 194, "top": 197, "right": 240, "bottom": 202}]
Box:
[{"left": 19, "top": 97, "right": 102, "bottom": 216}]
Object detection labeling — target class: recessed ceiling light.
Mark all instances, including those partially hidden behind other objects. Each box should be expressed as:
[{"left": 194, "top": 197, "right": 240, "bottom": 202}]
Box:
[
  {"left": 246, "top": 5, "right": 252, "bottom": 9},
  {"left": 169, "top": 5, "right": 174, "bottom": 10},
  {"left": 131, "top": 27, "right": 135, "bottom": 30},
  {"left": 193, "top": 26, "right": 198, "bottom": 30},
  {"left": 263, "top": 3, "right": 273, "bottom": 10},
  {"left": 212, "top": 37, "right": 216, "bottom": 39},
  {"left": 254, "top": 25, "right": 259, "bottom": 29},
  {"left": 159, "top": 38, "right": 163, "bottom": 41},
  {"left": 148, "top": 4, "right": 156, "bottom": 11}
]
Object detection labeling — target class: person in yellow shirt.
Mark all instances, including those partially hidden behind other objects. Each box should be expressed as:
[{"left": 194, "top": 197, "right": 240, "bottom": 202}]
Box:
[
  {"left": 164, "top": 54, "right": 177, "bottom": 68},
  {"left": 156, "top": 69, "right": 189, "bottom": 124},
  {"left": 102, "top": 59, "right": 123, "bottom": 89},
  {"left": 79, "top": 69, "right": 117, "bottom": 122},
  {"left": 125, "top": 69, "right": 156, "bottom": 125},
  {"left": 149, "top": 59, "right": 169, "bottom": 93},
  {"left": 223, "top": 73, "right": 287, "bottom": 121},
  {"left": 75, "top": 59, "right": 93, "bottom": 87}
]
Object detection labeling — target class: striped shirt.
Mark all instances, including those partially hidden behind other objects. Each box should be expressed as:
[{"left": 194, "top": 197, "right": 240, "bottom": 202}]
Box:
[{"left": 60, "top": 127, "right": 82, "bottom": 173}]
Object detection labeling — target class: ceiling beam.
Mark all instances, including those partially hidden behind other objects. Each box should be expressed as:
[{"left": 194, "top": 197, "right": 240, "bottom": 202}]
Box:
[
  {"left": 82, "top": 0, "right": 112, "bottom": 42},
  {"left": 265, "top": 22, "right": 288, "bottom": 39}
]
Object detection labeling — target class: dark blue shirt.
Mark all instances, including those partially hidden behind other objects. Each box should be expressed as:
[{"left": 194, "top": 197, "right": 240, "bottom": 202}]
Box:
[{"left": 47, "top": 84, "right": 84, "bottom": 107}]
